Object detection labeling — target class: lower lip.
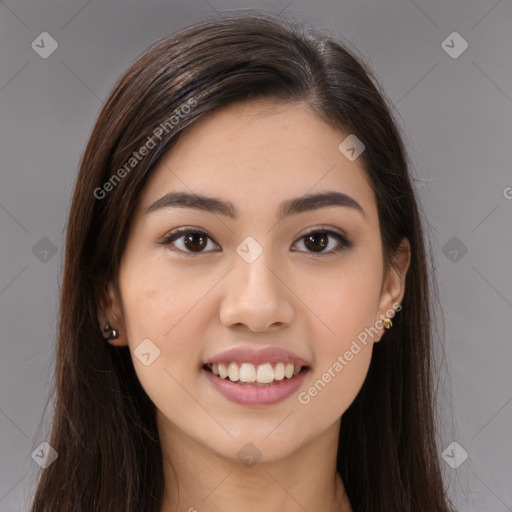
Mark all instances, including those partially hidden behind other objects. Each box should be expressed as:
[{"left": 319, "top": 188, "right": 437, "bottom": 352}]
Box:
[{"left": 202, "top": 367, "right": 309, "bottom": 406}]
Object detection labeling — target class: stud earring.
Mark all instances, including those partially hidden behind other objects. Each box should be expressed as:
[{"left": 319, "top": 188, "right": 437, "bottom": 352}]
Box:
[
  {"left": 102, "top": 322, "right": 119, "bottom": 340},
  {"left": 383, "top": 318, "right": 393, "bottom": 329}
]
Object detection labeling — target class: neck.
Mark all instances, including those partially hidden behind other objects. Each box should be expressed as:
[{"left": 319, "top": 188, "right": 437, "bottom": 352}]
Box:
[{"left": 157, "top": 414, "right": 352, "bottom": 512}]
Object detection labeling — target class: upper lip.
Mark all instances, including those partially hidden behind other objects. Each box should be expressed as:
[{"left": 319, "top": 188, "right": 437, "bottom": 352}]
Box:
[{"left": 204, "top": 347, "right": 311, "bottom": 367}]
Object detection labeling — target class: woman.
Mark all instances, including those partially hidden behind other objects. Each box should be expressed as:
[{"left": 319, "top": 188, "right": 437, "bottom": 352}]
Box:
[{"left": 30, "top": 12, "right": 454, "bottom": 512}]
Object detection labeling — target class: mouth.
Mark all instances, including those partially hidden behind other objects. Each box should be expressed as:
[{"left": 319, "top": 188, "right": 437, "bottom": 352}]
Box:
[
  {"left": 202, "top": 361, "right": 310, "bottom": 387},
  {"left": 201, "top": 361, "right": 310, "bottom": 406}
]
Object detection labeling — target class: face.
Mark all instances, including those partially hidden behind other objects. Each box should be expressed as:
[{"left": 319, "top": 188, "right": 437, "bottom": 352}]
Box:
[{"left": 99, "top": 99, "right": 409, "bottom": 465}]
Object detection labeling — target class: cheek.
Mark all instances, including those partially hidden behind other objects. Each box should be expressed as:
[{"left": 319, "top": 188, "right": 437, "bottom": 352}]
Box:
[
  {"left": 121, "top": 256, "right": 214, "bottom": 341},
  {"left": 298, "top": 255, "right": 382, "bottom": 339},
  {"left": 295, "top": 256, "right": 381, "bottom": 416},
  {"left": 298, "top": 333, "right": 374, "bottom": 423},
  {"left": 120, "top": 267, "right": 212, "bottom": 417},
  {"left": 119, "top": 259, "right": 220, "bottom": 401}
]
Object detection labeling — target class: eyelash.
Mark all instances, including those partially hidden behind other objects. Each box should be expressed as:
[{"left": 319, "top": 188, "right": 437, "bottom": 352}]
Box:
[{"left": 158, "top": 226, "right": 354, "bottom": 258}]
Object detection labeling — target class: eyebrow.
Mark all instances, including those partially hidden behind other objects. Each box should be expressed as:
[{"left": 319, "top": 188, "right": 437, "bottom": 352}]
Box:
[{"left": 146, "top": 190, "right": 367, "bottom": 222}]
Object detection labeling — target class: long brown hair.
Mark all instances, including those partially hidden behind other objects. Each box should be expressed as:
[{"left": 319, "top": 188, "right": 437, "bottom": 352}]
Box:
[{"left": 29, "top": 11, "right": 454, "bottom": 511}]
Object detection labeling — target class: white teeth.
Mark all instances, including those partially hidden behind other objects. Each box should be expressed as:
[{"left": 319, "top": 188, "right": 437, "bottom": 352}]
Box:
[
  {"left": 239, "top": 363, "right": 256, "bottom": 383},
  {"left": 218, "top": 363, "right": 228, "bottom": 379},
  {"left": 274, "top": 362, "right": 285, "bottom": 380},
  {"left": 228, "top": 362, "right": 239, "bottom": 382},
  {"left": 256, "top": 363, "right": 274, "bottom": 383},
  {"left": 207, "top": 361, "right": 304, "bottom": 384},
  {"left": 284, "top": 363, "right": 294, "bottom": 379}
]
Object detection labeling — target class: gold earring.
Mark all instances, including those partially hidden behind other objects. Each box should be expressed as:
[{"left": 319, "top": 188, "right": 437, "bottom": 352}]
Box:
[{"left": 383, "top": 318, "right": 393, "bottom": 329}]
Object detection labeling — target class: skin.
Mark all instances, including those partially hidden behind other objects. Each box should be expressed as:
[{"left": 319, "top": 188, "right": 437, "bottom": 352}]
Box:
[{"left": 97, "top": 99, "right": 410, "bottom": 512}]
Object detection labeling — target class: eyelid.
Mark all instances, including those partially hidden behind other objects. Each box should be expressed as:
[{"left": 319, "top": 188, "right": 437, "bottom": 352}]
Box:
[
  {"left": 158, "top": 226, "right": 220, "bottom": 257},
  {"left": 292, "top": 225, "right": 354, "bottom": 256},
  {"left": 296, "top": 224, "right": 348, "bottom": 240}
]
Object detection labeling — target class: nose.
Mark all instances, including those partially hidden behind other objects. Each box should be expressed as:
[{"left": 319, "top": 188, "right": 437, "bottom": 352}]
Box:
[{"left": 219, "top": 249, "right": 295, "bottom": 332}]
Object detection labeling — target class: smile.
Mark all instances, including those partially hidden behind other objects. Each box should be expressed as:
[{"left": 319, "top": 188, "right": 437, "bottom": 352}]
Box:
[
  {"left": 205, "top": 361, "right": 305, "bottom": 384},
  {"left": 202, "top": 362, "right": 309, "bottom": 406}
]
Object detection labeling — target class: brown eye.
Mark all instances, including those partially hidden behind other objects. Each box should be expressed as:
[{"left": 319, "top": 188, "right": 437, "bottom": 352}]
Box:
[
  {"left": 303, "top": 232, "right": 329, "bottom": 252},
  {"left": 159, "top": 227, "right": 353, "bottom": 257},
  {"left": 293, "top": 229, "right": 353, "bottom": 256},
  {"left": 159, "top": 228, "right": 219, "bottom": 256},
  {"left": 182, "top": 232, "right": 208, "bottom": 252}
]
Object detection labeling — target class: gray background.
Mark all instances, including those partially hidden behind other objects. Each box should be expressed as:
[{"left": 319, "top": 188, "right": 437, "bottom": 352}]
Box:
[{"left": 1, "top": 0, "right": 511, "bottom": 510}]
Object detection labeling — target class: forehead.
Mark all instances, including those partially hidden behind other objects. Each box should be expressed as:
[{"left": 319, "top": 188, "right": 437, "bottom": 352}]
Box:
[{"left": 138, "top": 100, "right": 377, "bottom": 222}]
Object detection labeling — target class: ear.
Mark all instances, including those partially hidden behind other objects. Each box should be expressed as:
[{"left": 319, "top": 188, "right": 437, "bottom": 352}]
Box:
[
  {"left": 96, "top": 280, "right": 128, "bottom": 347},
  {"left": 374, "top": 238, "right": 411, "bottom": 342}
]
